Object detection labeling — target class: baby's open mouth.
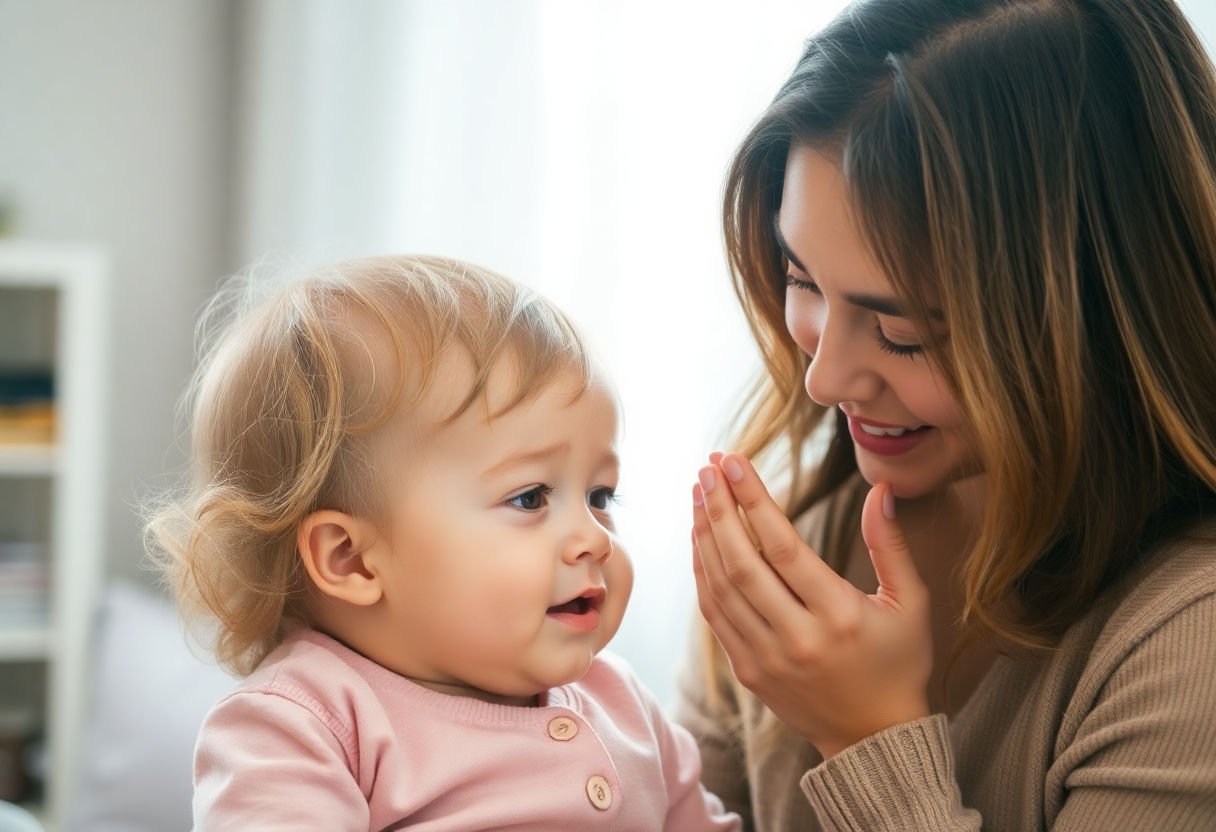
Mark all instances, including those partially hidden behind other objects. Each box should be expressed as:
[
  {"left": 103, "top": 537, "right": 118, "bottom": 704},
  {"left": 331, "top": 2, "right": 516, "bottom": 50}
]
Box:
[
  {"left": 546, "top": 588, "right": 605, "bottom": 617},
  {"left": 546, "top": 589, "right": 605, "bottom": 632},
  {"left": 548, "top": 596, "right": 593, "bottom": 615}
]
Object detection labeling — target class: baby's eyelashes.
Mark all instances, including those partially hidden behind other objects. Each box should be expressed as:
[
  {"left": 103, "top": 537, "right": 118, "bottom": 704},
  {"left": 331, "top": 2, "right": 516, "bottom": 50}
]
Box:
[
  {"left": 503, "top": 484, "right": 620, "bottom": 512},
  {"left": 506, "top": 485, "right": 554, "bottom": 511},
  {"left": 588, "top": 487, "right": 620, "bottom": 511}
]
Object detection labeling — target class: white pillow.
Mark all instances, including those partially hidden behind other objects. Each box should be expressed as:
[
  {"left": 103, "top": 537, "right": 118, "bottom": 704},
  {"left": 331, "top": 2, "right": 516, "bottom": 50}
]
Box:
[
  {"left": 0, "top": 800, "right": 43, "bottom": 832},
  {"left": 67, "top": 581, "right": 236, "bottom": 832}
]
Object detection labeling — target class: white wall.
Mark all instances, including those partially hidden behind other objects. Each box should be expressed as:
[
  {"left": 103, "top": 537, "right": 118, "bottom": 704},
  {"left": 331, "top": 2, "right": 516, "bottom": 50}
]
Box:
[
  {"left": 1180, "top": 0, "right": 1216, "bottom": 51},
  {"left": 231, "top": 0, "right": 841, "bottom": 705},
  {"left": 0, "top": 0, "right": 236, "bottom": 583},
  {"left": 2, "top": 0, "right": 1215, "bottom": 667}
]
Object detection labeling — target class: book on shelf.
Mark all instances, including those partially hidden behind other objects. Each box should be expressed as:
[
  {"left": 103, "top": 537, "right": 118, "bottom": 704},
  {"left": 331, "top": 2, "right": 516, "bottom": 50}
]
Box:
[
  {"left": 0, "top": 543, "right": 48, "bottom": 630},
  {"left": 0, "top": 371, "right": 54, "bottom": 446}
]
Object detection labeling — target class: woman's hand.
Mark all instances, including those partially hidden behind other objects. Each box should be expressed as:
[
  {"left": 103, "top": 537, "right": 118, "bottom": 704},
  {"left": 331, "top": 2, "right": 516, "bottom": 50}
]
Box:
[{"left": 691, "top": 453, "right": 933, "bottom": 759}]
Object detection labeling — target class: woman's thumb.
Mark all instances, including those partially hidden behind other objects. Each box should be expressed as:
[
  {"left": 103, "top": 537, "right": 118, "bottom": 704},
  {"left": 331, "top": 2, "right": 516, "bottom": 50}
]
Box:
[{"left": 860, "top": 482, "right": 924, "bottom": 603}]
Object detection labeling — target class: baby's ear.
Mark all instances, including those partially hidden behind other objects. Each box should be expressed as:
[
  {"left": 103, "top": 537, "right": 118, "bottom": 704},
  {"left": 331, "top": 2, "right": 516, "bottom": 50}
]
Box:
[{"left": 297, "top": 510, "right": 383, "bottom": 606}]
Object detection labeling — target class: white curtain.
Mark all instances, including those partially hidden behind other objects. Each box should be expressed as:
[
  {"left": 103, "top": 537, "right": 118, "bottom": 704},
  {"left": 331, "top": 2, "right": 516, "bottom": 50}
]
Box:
[{"left": 234, "top": 0, "right": 848, "bottom": 705}]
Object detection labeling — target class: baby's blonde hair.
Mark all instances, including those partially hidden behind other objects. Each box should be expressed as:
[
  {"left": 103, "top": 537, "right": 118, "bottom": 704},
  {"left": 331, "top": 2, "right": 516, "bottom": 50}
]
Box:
[{"left": 146, "top": 254, "right": 593, "bottom": 676}]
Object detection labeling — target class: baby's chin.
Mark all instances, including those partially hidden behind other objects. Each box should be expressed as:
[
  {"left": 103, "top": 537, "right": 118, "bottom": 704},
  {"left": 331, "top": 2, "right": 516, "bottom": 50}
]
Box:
[{"left": 516, "top": 655, "right": 599, "bottom": 697}]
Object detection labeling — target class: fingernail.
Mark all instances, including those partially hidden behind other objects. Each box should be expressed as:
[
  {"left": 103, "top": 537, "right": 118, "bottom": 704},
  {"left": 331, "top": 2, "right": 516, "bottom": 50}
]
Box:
[
  {"left": 692, "top": 484, "right": 704, "bottom": 506},
  {"left": 709, "top": 450, "right": 724, "bottom": 464},
  {"left": 698, "top": 467, "right": 716, "bottom": 493},
  {"left": 723, "top": 457, "right": 744, "bottom": 482},
  {"left": 882, "top": 486, "right": 896, "bottom": 520}
]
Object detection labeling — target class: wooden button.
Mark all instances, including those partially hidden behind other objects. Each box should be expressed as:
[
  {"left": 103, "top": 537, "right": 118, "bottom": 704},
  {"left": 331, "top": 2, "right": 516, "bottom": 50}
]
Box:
[
  {"left": 547, "top": 716, "right": 578, "bottom": 741},
  {"left": 585, "top": 775, "right": 612, "bottom": 810}
]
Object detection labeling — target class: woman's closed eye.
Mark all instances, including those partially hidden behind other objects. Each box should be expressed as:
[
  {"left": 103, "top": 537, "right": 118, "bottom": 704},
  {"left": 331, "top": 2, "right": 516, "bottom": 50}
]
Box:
[
  {"left": 506, "top": 484, "right": 553, "bottom": 511},
  {"left": 785, "top": 274, "right": 821, "bottom": 294},
  {"left": 875, "top": 323, "right": 924, "bottom": 358},
  {"left": 787, "top": 273, "right": 924, "bottom": 358}
]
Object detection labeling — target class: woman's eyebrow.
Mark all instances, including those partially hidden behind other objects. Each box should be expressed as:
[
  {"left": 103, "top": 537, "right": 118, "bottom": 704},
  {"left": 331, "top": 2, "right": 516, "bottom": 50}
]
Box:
[
  {"left": 773, "top": 214, "right": 942, "bottom": 321},
  {"left": 773, "top": 218, "right": 810, "bottom": 273}
]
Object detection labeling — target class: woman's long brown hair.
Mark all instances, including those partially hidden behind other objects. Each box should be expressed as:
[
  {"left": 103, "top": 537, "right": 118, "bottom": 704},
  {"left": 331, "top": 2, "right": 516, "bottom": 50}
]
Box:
[{"left": 704, "top": 0, "right": 1216, "bottom": 700}]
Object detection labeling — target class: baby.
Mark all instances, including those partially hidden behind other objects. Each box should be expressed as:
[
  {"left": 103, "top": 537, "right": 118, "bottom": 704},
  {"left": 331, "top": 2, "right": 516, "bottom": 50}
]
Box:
[{"left": 146, "top": 255, "right": 739, "bottom": 831}]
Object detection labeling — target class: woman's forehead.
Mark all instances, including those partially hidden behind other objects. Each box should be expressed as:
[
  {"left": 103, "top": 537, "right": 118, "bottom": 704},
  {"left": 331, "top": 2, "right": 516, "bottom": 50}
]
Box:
[{"left": 779, "top": 146, "right": 892, "bottom": 291}]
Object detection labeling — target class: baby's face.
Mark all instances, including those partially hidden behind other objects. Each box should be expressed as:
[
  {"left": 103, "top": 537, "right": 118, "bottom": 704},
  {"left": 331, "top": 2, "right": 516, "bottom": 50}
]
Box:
[{"left": 366, "top": 359, "right": 632, "bottom": 704}]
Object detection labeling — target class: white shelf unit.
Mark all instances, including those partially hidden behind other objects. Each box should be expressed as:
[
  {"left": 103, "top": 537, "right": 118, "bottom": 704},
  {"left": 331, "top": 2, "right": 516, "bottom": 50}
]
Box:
[{"left": 0, "top": 242, "right": 107, "bottom": 830}]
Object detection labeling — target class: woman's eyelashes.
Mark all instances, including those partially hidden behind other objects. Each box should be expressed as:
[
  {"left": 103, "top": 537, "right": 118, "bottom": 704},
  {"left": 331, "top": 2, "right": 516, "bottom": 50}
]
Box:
[
  {"left": 785, "top": 273, "right": 925, "bottom": 359},
  {"left": 504, "top": 484, "right": 620, "bottom": 512},
  {"left": 784, "top": 274, "right": 821, "bottom": 294},
  {"left": 875, "top": 323, "right": 924, "bottom": 358}
]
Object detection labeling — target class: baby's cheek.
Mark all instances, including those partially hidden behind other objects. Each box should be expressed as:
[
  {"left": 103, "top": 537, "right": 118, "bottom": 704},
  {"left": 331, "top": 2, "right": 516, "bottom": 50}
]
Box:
[
  {"left": 609, "top": 537, "right": 634, "bottom": 579},
  {"left": 479, "top": 580, "right": 532, "bottom": 617},
  {"left": 601, "top": 553, "right": 634, "bottom": 637}
]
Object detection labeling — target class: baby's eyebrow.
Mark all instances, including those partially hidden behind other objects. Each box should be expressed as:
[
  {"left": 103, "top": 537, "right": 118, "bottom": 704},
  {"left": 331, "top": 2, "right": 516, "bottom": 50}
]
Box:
[
  {"left": 596, "top": 451, "right": 622, "bottom": 478},
  {"left": 482, "top": 442, "right": 570, "bottom": 479},
  {"left": 482, "top": 444, "right": 622, "bottom": 481}
]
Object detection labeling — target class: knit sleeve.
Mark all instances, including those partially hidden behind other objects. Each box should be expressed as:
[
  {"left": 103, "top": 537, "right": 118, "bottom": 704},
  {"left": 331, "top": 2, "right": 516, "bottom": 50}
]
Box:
[
  {"left": 1050, "top": 592, "right": 1216, "bottom": 830},
  {"left": 193, "top": 688, "right": 369, "bottom": 831},
  {"left": 671, "top": 631, "right": 755, "bottom": 831},
  {"left": 799, "top": 714, "right": 980, "bottom": 831},
  {"left": 799, "top": 592, "right": 1216, "bottom": 831}
]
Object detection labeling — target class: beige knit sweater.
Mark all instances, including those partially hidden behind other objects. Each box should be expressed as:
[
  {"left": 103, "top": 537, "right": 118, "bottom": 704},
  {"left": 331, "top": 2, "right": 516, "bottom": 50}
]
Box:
[{"left": 675, "top": 480, "right": 1216, "bottom": 831}]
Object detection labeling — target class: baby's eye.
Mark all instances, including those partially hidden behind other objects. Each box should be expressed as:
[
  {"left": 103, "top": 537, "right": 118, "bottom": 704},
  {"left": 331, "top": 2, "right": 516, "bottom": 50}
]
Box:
[
  {"left": 588, "top": 487, "right": 619, "bottom": 511},
  {"left": 507, "top": 485, "right": 552, "bottom": 511}
]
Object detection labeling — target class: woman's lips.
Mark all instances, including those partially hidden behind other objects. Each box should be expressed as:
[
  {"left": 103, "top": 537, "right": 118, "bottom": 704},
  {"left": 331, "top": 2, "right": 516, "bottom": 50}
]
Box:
[{"left": 847, "top": 416, "right": 935, "bottom": 456}]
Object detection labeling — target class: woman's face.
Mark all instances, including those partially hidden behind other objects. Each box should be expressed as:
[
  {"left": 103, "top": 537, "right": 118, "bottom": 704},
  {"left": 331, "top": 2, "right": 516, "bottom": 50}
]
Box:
[{"left": 779, "top": 145, "right": 980, "bottom": 499}]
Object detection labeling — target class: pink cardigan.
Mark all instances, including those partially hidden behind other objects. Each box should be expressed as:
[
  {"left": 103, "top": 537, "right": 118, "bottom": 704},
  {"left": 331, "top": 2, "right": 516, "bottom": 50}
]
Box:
[{"left": 193, "top": 629, "right": 740, "bottom": 831}]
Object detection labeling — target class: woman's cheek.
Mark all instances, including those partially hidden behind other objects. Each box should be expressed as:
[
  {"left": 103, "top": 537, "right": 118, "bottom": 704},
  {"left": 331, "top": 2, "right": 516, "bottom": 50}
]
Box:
[
  {"left": 784, "top": 298, "right": 821, "bottom": 357},
  {"left": 902, "top": 369, "right": 967, "bottom": 430}
]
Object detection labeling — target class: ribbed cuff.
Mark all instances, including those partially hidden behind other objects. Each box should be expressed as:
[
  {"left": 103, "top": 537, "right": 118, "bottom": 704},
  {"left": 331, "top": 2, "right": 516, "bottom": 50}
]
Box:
[{"left": 800, "top": 714, "right": 980, "bottom": 831}]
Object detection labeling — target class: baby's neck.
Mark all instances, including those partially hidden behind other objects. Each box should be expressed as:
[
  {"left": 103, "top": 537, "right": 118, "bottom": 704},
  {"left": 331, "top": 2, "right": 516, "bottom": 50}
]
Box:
[
  {"left": 307, "top": 615, "right": 545, "bottom": 707},
  {"left": 407, "top": 676, "right": 540, "bottom": 708}
]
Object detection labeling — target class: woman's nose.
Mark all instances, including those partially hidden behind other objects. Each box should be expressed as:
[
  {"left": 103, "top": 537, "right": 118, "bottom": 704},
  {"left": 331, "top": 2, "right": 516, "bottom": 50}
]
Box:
[{"left": 794, "top": 311, "right": 882, "bottom": 407}]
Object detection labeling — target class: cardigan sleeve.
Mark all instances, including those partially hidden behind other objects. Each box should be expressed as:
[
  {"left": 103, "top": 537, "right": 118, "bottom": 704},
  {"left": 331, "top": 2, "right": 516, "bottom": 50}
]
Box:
[
  {"left": 672, "top": 633, "right": 756, "bottom": 832},
  {"left": 593, "top": 649, "right": 742, "bottom": 831},
  {"left": 193, "top": 688, "right": 369, "bottom": 832},
  {"left": 653, "top": 696, "right": 744, "bottom": 832}
]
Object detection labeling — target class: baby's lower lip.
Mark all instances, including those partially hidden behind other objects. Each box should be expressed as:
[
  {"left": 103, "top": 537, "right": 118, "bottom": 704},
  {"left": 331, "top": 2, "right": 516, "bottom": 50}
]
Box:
[{"left": 547, "top": 607, "right": 601, "bottom": 632}]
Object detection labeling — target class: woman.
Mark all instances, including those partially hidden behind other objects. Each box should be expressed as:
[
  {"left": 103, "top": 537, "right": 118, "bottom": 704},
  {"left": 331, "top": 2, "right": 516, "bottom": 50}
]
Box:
[{"left": 679, "top": 0, "right": 1216, "bottom": 829}]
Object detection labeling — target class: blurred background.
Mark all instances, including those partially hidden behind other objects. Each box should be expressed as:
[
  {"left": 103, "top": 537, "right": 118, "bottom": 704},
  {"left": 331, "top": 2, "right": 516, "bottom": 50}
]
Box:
[{"left": 2, "top": 1, "right": 1215, "bottom": 830}]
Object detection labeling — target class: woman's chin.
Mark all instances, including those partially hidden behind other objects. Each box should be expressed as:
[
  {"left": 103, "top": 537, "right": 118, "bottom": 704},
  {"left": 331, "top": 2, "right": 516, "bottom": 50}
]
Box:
[{"left": 856, "top": 458, "right": 978, "bottom": 502}]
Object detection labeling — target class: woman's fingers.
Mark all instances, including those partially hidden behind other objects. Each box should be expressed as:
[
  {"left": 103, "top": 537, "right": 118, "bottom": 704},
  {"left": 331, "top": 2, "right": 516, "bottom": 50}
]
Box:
[
  {"left": 859, "top": 482, "right": 928, "bottom": 610},
  {"left": 693, "top": 456, "right": 934, "bottom": 755},
  {"left": 712, "top": 454, "right": 853, "bottom": 613},
  {"left": 691, "top": 528, "right": 752, "bottom": 663},
  {"left": 692, "top": 483, "right": 776, "bottom": 643},
  {"left": 697, "top": 461, "right": 865, "bottom": 654},
  {"left": 697, "top": 468, "right": 807, "bottom": 614},
  {"left": 692, "top": 497, "right": 780, "bottom": 691}
]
